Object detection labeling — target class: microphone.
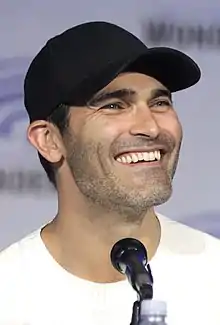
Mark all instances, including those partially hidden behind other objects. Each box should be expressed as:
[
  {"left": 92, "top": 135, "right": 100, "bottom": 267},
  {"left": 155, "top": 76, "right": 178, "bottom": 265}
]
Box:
[{"left": 110, "top": 238, "right": 153, "bottom": 300}]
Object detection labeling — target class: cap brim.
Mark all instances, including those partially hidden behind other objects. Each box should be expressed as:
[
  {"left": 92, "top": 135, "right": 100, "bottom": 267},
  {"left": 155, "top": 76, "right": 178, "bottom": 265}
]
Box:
[
  {"left": 66, "top": 47, "right": 201, "bottom": 106},
  {"left": 126, "top": 47, "right": 201, "bottom": 92}
]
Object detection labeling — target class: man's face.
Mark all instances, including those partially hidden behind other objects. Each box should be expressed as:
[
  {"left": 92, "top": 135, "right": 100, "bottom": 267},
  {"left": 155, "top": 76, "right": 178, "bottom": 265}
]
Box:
[{"left": 63, "top": 72, "right": 183, "bottom": 216}]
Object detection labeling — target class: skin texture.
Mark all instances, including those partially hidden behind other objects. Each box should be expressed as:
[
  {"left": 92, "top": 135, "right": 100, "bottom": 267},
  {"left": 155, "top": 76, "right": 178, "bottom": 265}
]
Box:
[{"left": 27, "top": 72, "right": 183, "bottom": 282}]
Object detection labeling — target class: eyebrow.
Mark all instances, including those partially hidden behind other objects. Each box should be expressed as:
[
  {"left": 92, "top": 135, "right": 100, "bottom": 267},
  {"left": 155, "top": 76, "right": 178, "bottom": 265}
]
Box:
[
  {"left": 150, "top": 88, "right": 173, "bottom": 102},
  {"left": 87, "top": 89, "right": 136, "bottom": 106},
  {"left": 87, "top": 87, "right": 172, "bottom": 106}
]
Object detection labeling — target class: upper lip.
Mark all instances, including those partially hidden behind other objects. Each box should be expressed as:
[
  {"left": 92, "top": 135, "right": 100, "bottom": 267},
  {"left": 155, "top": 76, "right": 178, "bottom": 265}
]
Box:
[{"left": 114, "top": 146, "right": 168, "bottom": 159}]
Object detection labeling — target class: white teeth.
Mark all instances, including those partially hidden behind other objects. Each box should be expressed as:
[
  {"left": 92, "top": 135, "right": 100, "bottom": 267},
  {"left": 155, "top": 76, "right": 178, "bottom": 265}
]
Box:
[
  {"left": 137, "top": 153, "right": 143, "bottom": 161},
  {"left": 143, "top": 152, "right": 150, "bottom": 161},
  {"left": 149, "top": 152, "right": 155, "bottom": 161},
  {"left": 116, "top": 150, "right": 161, "bottom": 164},
  {"left": 155, "top": 150, "right": 161, "bottom": 161},
  {"left": 121, "top": 156, "right": 127, "bottom": 163},
  {"left": 131, "top": 153, "right": 139, "bottom": 163}
]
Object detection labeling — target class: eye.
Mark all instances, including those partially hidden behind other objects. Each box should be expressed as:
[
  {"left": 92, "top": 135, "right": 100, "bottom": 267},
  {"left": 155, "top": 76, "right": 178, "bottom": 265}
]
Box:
[
  {"left": 154, "top": 100, "right": 172, "bottom": 106},
  {"left": 151, "top": 99, "right": 173, "bottom": 110},
  {"left": 100, "top": 102, "right": 125, "bottom": 110}
]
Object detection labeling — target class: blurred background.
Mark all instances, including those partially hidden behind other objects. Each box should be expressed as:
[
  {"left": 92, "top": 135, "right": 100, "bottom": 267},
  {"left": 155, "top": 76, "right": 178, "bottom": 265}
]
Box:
[{"left": 0, "top": 0, "right": 219, "bottom": 250}]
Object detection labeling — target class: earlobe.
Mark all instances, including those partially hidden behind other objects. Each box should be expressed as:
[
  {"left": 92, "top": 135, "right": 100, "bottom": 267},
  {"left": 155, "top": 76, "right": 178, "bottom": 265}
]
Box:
[{"left": 27, "top": 121, "right": 63, "bottom": 164}]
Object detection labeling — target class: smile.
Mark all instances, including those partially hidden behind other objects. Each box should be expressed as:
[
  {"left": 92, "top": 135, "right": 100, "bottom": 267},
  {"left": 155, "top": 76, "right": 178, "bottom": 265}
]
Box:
[{"left": 115, "top": 150, "right": 162, "bottom": 164}]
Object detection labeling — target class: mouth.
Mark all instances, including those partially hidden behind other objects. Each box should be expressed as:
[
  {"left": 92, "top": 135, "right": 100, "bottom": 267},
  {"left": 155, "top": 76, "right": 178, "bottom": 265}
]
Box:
[{"left": 114, "top": 149, "right": 165, "bottom": 165}]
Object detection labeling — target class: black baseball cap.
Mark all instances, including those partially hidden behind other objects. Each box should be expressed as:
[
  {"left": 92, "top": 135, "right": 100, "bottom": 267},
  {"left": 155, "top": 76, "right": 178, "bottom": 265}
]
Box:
[{"left": 24, "top": 21, "right": 201, "bottom": 122}]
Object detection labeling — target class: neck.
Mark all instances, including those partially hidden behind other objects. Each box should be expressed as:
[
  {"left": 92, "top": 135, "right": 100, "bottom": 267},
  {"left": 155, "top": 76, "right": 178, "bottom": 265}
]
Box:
[{"left": 41, "top": 182, "right": 161, "bottom": 283}]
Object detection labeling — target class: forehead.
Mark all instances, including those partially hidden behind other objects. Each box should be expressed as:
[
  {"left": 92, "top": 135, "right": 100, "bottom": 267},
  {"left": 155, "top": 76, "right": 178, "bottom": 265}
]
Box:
[{"left": 102, "top": 72, "right": 167, "bottom": 93}]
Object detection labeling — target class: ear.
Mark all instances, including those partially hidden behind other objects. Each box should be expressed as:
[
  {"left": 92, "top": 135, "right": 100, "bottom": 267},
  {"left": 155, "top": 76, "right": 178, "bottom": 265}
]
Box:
[{"left": 27, "top": 120, "right": 65, "bottom": 163}]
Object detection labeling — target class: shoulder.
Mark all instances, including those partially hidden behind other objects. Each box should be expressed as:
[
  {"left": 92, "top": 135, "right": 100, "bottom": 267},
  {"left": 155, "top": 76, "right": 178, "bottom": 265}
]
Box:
[
  {"left": 158, "top": 213, "right": 220, "bottom": 258},
  {"left": 157, "top": 214, "right": 220, "bottom": 321},
  {"left": 0, "top": 229, "right": 42, "bottom": 268},
  {"left": 0, "top": 229, "right": 43, "bottom": 322}
]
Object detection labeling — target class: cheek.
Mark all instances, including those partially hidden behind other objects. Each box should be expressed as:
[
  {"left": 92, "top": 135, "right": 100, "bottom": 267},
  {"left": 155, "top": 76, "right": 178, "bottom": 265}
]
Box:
[
  {"left": 173, "top": 116, "right": 183, "bottom": 143},
  {"left": 157, "top": 112, "right": 183, "bottom": 143},
  {"left": 171, "top": 118, "right": 182, "bottom": 143},
  {"left": 84, "top": 116, "right": 125, "bottom": 140}
]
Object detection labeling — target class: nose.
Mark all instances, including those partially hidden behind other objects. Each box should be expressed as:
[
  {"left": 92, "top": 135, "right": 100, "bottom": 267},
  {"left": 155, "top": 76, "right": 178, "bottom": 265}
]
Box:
[{"left": 129, "top": 104, "right": 160, "bottom": 139}]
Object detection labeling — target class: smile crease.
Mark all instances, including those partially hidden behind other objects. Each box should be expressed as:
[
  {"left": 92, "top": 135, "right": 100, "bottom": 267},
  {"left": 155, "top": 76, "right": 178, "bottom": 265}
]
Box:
[{"left": 116, "top": 151, "right": 161, "bottom": 164}]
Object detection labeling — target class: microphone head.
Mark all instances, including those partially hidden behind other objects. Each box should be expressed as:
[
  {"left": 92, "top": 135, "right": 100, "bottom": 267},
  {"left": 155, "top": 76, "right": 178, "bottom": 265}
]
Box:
[{"left": 110, "top": 238, "right": 148, "bottom": 274}]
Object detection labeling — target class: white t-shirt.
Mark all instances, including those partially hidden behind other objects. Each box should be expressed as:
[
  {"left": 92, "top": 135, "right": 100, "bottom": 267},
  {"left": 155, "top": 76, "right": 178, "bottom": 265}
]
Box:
[{"left": 0, "top": 214, "right": 220, "bottom": 325}]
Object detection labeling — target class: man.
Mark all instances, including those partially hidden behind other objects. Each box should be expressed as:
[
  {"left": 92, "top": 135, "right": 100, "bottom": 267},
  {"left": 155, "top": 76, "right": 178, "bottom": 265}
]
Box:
[{"left": 0, "top": 21, "right": 219, "bottom": 325}]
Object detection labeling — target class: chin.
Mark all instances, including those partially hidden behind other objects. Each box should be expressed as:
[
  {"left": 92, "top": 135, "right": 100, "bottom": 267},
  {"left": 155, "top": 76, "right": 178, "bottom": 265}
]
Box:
[
  {"left": 117, "top": 185, "right": 172, "bottom": 215},
  {"left": 152, "top": 191, "right": 172, "bottom": 207},
  {"left": 137, "top": 184, "right": 173, "bottom": 208}
]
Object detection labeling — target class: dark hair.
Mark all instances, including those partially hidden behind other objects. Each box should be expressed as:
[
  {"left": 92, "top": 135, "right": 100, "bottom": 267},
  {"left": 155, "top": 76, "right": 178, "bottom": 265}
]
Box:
[{"left": 38, "top": 104, "right": 70, "bottom": 187}]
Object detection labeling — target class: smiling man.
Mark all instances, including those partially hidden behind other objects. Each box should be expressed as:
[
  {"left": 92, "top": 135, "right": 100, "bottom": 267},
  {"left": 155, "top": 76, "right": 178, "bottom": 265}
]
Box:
[{"left": 0, "top": 21, "right": 220, "bottom": 325}]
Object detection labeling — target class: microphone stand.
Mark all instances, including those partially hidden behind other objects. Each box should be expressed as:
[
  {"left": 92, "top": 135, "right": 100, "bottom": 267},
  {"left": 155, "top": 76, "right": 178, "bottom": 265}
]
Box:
[
  {"left": 109, "top": 238, "right": 154, "bottom": 325},
  {"left": 130, "top": 264, "right": 154, "bottom": 325},
  {"left": 130, "top": 301, "right": 140, "bottom": 325}
]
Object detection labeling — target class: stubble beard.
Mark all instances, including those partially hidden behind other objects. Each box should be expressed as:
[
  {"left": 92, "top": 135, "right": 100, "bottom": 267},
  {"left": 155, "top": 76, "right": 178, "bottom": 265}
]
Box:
[{"left": 65, "top": 136, "right": 181, "bottom": 223}]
